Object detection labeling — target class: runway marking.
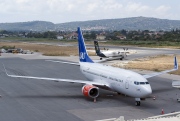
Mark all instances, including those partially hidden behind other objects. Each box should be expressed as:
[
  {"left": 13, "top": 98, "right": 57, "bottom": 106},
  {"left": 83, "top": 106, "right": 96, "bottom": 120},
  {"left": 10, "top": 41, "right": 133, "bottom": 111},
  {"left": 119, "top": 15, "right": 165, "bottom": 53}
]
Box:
[{"left": 95, "top": 118, "right": 116, "bottom": 121}]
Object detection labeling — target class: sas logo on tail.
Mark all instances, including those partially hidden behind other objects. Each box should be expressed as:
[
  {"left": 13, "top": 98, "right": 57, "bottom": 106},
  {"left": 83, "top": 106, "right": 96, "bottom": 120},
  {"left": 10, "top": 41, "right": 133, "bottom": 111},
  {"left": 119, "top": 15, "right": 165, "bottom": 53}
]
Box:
[{"left": 80, "top": 52, "right": 86, "bottom": 59}]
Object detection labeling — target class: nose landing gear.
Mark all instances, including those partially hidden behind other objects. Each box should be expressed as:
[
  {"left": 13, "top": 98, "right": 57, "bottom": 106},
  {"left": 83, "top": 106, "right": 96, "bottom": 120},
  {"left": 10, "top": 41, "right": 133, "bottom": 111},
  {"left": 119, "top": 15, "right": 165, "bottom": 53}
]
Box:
[
  {"left": 135, "top": 98, "right": 141, "bottom": 106},
  {"left": 135, "top": 101, "right": 141, "bottom": 106}
]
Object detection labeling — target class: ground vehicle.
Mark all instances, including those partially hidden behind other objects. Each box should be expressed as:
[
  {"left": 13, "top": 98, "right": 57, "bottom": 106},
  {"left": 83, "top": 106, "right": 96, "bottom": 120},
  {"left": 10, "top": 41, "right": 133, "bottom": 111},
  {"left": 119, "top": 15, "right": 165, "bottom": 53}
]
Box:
[
  {"left": 22, "top": 50, "right": 33, "bottom": 54},
  {"left": 7, "top": 49, "right": 16, "bottom": 53},
  {"left": 12, "top": 48, "right": 23, "bottom": 54},
  {"left": 0, "top": 49, "right": 7, "bottom": 53}
]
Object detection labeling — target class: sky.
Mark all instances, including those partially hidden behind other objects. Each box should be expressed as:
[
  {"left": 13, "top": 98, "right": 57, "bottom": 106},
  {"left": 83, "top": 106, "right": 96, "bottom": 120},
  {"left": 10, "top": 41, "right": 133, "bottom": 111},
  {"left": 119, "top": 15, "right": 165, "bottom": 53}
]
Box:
[{"left": 0, "top": 0, "right": 180, "bottom": 23}]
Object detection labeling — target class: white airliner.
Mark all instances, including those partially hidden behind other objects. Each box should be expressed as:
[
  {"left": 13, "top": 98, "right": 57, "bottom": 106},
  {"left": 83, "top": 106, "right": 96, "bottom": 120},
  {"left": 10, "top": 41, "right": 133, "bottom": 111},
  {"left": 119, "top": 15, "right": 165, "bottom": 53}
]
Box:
[
  {"left": 94, "top": 40, "right": 128, "bottom": 60},
  {"left": 4, "top": 27, "right": 178, "bottom": 106}
]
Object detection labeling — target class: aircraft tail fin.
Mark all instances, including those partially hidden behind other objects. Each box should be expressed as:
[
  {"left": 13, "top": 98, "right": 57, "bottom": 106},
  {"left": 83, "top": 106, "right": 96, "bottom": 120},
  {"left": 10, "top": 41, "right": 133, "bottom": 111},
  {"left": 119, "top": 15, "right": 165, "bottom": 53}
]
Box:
[
  {"left": 174, "top": 56, "right": 178, "bottom": 69},
  {"left": 94, "top": 41, "right": 101, "bottom": 54},
  {"left": 77, "top": 27, "right": 93, "bottom": 63}
]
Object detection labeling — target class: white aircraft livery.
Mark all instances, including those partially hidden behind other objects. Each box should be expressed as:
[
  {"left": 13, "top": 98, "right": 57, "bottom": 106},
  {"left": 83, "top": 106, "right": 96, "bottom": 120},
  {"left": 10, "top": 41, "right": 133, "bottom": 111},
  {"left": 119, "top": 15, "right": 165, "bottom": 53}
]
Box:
[{"left": 4, "top": 27, "right": 178, "bottom": 106}]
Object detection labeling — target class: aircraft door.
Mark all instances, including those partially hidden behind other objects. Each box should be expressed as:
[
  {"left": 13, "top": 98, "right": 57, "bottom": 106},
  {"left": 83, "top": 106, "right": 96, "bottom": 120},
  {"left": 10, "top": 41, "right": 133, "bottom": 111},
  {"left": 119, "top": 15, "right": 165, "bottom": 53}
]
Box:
[
  {"left": 125, "top": 82, "right": 129, "bottom": 89},
  {"left": 125, "top": 77, "right": 130, "bottom": 89}
]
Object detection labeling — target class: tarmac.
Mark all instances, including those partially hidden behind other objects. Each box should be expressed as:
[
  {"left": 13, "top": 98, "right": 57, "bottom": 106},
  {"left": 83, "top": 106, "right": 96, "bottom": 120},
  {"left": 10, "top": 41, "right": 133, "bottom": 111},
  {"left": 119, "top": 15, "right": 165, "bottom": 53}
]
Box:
[{"left": 0, "top": 46, "right": 180, "bottom": 121}]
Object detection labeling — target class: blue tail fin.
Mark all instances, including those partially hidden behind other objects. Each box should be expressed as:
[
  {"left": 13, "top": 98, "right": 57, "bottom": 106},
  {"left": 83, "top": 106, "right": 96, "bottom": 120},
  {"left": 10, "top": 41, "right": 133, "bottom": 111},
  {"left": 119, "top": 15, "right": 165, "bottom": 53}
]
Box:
[
  {"left": 174, "top": 56, "right": 178, "bottom": 69},
  {"left": 77, "top": 27, "right": 94, "bottom": 63}
]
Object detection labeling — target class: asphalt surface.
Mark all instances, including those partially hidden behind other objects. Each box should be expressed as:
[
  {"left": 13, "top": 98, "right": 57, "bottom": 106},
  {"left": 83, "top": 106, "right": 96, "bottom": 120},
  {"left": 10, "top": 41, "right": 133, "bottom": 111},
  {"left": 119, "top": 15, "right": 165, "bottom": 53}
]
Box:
[
  {"left": 0, "top": 58, "right": 179, "bottom": 121},
  {"left": 0, "top": 46, "right": 180, "bottom": 121}
]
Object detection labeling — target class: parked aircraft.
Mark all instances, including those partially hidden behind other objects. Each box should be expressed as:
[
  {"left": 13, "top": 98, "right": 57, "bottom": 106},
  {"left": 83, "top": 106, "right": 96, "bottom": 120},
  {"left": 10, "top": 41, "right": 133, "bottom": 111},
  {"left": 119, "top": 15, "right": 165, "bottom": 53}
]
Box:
[
  {"left": 94, "top": 40, "right": 128, "bottom": 60},
  {"left": 4, "top": 27, "right": 178, "bottom": 106}
]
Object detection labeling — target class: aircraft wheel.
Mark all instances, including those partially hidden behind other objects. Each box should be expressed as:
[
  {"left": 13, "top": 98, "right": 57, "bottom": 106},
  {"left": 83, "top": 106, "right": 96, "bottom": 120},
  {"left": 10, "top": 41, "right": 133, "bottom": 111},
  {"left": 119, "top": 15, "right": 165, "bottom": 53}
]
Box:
[
  {"left": 135, "top": 101, "right": 138, "bottom": 106},
  {"left": 135, "top": 101, "right": 140, "bottom": 106},
  {"left": 138, "top": 101, "right": 141, "bottom": 106}
]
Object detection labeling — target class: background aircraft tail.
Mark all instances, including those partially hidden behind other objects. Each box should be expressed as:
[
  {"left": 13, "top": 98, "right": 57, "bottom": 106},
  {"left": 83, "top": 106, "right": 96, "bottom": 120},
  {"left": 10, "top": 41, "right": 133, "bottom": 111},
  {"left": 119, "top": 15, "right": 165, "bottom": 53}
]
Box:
[
  {"left": 77, "top": 27, "right": 94, "bottom": 63},
  {"left": 174, "top": 56, "right": 178, "bottom": 69},
  {"left": 94, "top": 41, "right": 101, "bottom": 54}
]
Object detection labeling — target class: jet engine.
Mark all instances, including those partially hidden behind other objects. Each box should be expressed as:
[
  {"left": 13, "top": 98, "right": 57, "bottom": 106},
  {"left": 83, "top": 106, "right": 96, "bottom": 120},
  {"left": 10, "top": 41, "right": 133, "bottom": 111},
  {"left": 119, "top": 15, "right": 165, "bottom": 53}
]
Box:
[{"left": 82, "top": 85, "right": 99, "bottom": 98}]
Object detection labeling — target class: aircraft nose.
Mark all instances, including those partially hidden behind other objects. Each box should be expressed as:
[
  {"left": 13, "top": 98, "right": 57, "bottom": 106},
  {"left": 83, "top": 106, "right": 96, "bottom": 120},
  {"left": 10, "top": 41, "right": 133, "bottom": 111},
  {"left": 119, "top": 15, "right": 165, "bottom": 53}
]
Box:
[{"left": 142, "top": 86, "right": 152, "bottom": 97}]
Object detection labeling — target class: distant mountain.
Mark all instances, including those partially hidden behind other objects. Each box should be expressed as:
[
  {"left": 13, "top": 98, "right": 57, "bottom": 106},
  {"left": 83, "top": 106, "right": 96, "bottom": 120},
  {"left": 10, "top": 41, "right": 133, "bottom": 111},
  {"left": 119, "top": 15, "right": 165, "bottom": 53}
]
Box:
[
  {"left": 56, "top": 17, "right": 180, "bottom": 31},
  {"left": 0, "top": 17, "right": 180, "bottom": 31},
  {"left": 0, "top": 21, "right": 55, "bottom": 31}
]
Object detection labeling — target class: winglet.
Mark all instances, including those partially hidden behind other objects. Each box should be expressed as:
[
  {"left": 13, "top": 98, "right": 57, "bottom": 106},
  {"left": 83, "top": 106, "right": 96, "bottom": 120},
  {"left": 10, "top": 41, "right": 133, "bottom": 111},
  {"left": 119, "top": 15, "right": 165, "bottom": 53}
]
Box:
[
  {"left": 77, "top": 27, "right": 93, "bottom": 63},
  {"left": 174, "top": 56, "right": 178, "bottom": 70},
  {"left": 143, "top": 56, "right": 179, "bottom": 79}
]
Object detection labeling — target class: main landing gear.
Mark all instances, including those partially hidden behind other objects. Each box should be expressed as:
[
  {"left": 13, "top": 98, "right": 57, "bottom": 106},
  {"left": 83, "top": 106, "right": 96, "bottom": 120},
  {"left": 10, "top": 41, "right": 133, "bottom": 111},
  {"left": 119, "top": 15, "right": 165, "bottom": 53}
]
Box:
[{"left": 135, "top": 98, "right": 141, "bottom": 106}]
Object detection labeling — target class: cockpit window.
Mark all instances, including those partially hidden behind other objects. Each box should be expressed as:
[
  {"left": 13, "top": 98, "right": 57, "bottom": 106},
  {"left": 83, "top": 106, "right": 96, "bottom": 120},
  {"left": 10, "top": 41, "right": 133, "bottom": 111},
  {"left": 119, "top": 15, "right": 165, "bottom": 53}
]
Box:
[
  {"left": 134, "top": 81, "right": 149, "bottom": 85},
  {"left": 140, "top": 82, "right": 145, "bottom": 85}
]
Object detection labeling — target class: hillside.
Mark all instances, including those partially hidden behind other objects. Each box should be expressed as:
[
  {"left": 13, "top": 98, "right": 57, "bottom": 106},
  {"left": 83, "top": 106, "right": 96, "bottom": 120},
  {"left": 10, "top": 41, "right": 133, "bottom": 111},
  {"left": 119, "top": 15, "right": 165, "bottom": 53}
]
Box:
[
  {"left": 0, "top": 21, "right": 55, "bottom": 31},
  {"left": 56, "top": 17, "right": 180, "bottom": 31},
  {"left": 0, "top": 17, "right": 180, "bottom": 31}
]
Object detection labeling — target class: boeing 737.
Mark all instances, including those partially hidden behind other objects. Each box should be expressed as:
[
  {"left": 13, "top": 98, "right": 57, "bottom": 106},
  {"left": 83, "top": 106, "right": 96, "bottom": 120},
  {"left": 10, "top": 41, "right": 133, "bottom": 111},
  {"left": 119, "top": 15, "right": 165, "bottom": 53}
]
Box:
[
  {"left": 4, "top": 27, "right": 178, "bottom": 106},
  {"left": 94, "top": 40, "right": 128, "bottom": 60}
]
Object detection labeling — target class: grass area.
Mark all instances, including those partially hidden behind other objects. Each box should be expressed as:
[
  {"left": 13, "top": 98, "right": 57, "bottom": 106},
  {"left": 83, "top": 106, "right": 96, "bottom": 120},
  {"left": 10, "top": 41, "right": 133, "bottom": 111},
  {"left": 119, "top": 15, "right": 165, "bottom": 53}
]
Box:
[
  {"left": 0, "top": 37, "right": 54, "bottom": 41},
  {"left": 112, "top": 55, "right": 180, "bottom": 75},
  {"left": 104, "top": 40, "right": 180, "bottom": 48},
  {"left": 85, "top": 41, "right": 180, "bottom": 49},
  {"left": 0, "top": 37, "right": 77, "bottom": 43},
  {"left": 1, "top": 41, "right": 179, "bottom": 75},
  {"left": 0, "top": 42, "right": 96, "bottom": 56},
  {"left": 1, "top": 37, "right": 180, "bottom": 48}
]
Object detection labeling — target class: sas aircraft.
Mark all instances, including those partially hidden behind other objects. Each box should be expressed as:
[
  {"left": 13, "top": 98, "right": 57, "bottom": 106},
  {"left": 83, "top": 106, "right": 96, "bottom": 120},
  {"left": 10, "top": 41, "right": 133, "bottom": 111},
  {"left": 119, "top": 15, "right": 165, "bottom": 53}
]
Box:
[
  {"left": 94, "top": 40, "right": 128, "bottom": 60},
  {"left": 4, "top": 27, "right": 178, "bottom": 106}
]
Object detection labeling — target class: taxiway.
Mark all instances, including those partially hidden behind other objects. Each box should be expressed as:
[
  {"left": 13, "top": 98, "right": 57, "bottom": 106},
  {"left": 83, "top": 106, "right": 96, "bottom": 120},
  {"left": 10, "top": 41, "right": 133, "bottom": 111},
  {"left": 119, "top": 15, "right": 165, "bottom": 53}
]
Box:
[{"left": 0, "top": 46, "right": 180, "bottom": 121}]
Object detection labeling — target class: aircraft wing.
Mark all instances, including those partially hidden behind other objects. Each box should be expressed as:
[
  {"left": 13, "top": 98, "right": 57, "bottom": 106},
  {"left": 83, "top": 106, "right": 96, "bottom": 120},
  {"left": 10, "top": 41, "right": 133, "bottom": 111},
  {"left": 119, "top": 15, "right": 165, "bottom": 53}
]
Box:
[
  {"left": 143, "top": 56, "right": 178, "bottom": 79},
  {"left": 3, "top": 65, "right": 107, "bottom": 87},
  {"left": 45, "top": 60, "right": 80, "bottom": 66},
  {"left": 172, "top": 81, "right": 180, "bottom": 89},
  {"left": 7, "top": 74, "right": 106, "bottom": 86}
]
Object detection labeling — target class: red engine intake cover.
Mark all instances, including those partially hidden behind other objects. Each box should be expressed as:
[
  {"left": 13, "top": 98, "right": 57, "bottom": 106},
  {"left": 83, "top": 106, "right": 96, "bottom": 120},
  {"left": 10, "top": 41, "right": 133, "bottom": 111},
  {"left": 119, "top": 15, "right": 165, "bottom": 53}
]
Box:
[{"left": 82, "top": 85, "right": 98, "bottom": 98}]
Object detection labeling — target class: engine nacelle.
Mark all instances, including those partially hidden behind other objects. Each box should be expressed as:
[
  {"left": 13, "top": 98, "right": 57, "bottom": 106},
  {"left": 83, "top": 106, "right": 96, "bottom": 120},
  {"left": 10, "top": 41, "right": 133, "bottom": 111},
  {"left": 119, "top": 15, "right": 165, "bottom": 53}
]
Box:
[{"left": 82, "top": 85, "right": 99, "bottom": 98}]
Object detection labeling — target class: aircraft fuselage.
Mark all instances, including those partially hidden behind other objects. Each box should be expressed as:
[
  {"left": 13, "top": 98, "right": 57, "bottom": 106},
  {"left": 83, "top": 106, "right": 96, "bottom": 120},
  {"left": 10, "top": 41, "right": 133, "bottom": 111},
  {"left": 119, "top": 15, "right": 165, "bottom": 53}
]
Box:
[
  {"left": 98, "top": 51, "right": 124, "bottom": 58},
  {"left": 80, "top": 62, "right": 152, "bottom": 98}
]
